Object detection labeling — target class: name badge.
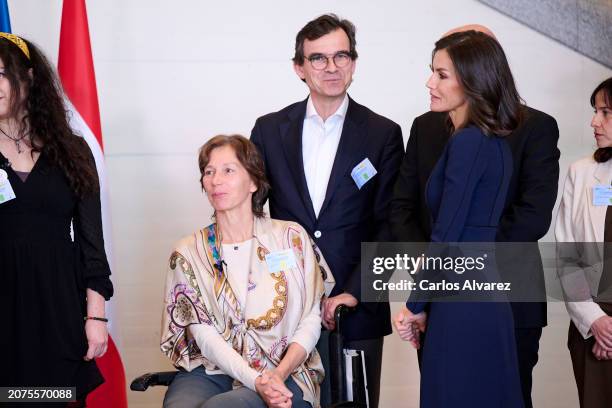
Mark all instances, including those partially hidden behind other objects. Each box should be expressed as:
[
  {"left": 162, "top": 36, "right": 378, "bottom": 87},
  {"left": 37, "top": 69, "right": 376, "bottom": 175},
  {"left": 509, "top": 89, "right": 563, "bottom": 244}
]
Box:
[
  {"left": 593, "top": 185, "right": 612, "bottom": 206},
  {"left": 351, "top": 158, "right": 377, "bottom": 189},
  {"left": 0, "top": 169, "right": 16, "bottom": 204},
  {"left": 265, "top": 249, "right": 298, "bottom": 273}
]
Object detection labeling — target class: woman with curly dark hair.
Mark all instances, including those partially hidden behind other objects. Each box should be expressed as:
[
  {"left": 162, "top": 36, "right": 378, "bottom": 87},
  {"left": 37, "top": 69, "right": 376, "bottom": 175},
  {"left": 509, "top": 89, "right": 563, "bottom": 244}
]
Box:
[{"left": 0, "top": 33, "right": 113, "bottom": 404}]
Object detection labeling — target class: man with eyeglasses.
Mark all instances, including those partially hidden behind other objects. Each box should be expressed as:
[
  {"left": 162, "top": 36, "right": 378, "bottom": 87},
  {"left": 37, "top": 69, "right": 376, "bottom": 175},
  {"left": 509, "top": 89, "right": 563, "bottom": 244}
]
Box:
[{"left": 251, "top": 13, "right": 403, "bottom": 408}]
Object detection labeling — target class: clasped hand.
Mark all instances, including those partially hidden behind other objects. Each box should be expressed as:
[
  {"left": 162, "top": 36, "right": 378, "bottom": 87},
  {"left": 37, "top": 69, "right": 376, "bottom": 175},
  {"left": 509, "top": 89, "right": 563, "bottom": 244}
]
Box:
[
  {"left": 393, "top": 306, "right": 427, "bottom": 349},
  {"left": 591, "top": 315, "right": 612, "bottom": 360},
  {"left": 255, "top": 369, "right": 293, "bottom": 408}
]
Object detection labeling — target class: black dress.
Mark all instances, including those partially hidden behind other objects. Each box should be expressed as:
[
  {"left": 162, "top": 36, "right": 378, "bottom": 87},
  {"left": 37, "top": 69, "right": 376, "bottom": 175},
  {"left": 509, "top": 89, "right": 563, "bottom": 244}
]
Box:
[{"left": 0, "top": 150, "right": 113, "bottom": 399}]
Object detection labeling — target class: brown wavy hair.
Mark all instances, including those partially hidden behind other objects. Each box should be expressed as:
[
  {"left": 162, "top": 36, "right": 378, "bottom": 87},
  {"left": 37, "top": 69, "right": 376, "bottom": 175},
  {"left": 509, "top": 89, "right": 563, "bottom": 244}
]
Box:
[
  {"left": 0, "top": 36, "right": 98, "bottom": 197},
  {"left": 198, "top": 135, "right": 270, "bottom": 218},
  {"left": 434, "top": 30, "right": 524, "bottom": 136},
  {"left": 591, "top": 77, "right": 612, "bottom": 163}
]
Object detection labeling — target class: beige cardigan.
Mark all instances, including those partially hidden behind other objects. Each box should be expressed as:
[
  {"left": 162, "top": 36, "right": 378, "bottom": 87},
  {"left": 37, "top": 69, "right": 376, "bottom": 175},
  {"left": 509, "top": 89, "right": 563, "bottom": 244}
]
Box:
[{"left": 555, "top": 156, "right": 612, "bottom": 338}]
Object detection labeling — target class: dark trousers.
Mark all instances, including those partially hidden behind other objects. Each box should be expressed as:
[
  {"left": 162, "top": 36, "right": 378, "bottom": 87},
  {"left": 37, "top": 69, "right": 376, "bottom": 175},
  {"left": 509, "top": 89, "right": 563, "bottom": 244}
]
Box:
[
  {"left": 417, "top": 327, "right": 542, "bottom": 408},
  {"left": 344, "top": 337, "right": 384, "bottom": 408},
  {"left": 568, "top": 304, "right": 612, "bottom": 408},
  {"left": 514, "top": 328, "right": 542, "bottom": 408},
  {"left": 317, "top": 332, "right": 384, "bottom": 408}
]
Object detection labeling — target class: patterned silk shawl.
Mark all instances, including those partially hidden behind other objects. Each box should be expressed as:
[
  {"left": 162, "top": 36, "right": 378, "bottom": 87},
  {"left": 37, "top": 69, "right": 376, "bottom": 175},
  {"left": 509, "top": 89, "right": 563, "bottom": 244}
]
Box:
[{"left": 161, "top": 217, "right": 335, "bottom": 407}]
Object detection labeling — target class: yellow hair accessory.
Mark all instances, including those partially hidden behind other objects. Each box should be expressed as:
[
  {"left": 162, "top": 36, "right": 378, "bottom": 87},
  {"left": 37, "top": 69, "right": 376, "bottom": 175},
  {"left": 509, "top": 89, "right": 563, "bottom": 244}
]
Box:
[{"left": 0, "top": 32, "right": 30, "bottom": 60}]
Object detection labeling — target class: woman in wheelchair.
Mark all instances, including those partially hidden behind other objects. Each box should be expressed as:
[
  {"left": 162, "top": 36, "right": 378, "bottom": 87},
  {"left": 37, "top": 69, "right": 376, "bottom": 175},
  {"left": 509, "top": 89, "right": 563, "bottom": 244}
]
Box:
[{"left": 160, "top": 135, "right": 334, "bottom": 408}]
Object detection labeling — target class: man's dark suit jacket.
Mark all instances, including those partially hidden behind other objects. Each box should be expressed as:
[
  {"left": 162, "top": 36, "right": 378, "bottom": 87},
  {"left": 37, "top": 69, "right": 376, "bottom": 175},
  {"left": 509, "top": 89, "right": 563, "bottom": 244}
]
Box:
[
  {"left": 251, "top": 96, "right": 404, "bottom": 341},
  {"left": 390, "top": 108, "right": 560, "bottom": 328}
]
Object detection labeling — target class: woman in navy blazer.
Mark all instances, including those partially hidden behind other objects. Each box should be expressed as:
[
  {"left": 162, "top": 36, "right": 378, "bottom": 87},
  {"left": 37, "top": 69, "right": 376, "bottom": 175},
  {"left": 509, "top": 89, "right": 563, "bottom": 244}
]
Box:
[{"left": 394, "top": 31, "right": 524, "bottom": 407}]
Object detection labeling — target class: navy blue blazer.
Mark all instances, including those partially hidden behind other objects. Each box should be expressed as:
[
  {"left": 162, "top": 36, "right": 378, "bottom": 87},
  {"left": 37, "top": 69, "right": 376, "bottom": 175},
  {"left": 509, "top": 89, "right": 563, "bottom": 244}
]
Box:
[
  {"left": 391, "top": 108, "right": 560, "bottom": 327},
  {"left": 406, "top": 128, "right": 526, "bottom": 408},
  {"left": 251, "top": 96, "right": 404, "bottom": 341},
  {"left": 407, "top": 127, "right": 513, "bottom": 313}
]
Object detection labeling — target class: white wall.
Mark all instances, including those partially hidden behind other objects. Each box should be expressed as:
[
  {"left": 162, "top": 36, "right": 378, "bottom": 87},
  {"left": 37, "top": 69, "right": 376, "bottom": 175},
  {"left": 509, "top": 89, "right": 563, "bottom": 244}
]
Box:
[{"left": 9, "top": 1, "right": 612, "bottom": 407}]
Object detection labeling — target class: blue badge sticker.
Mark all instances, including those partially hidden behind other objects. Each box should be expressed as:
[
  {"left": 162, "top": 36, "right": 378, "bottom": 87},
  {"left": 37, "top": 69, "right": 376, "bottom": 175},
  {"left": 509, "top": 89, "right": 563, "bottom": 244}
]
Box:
[
  {"left": 265, "top": 249, "right": 298, "bottom": 272},
  {"left": 593, "top": 185, "right": 612, "bottom": 206},
  {"left": 0, "top": 169, "right": 15, "bottom": 205},
  {"left": 351, "top": 158, "right": 377, "bottom": 189}
]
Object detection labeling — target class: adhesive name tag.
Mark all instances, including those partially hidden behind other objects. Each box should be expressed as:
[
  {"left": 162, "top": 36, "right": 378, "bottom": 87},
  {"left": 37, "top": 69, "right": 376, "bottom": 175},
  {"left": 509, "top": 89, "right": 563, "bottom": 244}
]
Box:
[
  {"left": 265, "top": 249, "right": 298, "bottom": 272},
  {"left": 593, "top": 185, "right": 612, "bottom": 206},
  {"left": 351, "top": 158, "right": 377, "bottom": 189},
  {"left": 0, "top": 169, "right": 16, "bottom": 204}
]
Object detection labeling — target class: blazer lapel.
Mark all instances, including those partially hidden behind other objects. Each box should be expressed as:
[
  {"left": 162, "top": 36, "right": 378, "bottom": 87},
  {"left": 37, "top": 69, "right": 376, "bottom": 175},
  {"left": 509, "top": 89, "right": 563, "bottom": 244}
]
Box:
[
  {"left": 280, "top": 99, "right": 317, "bottom": 223},
  {"left": 319, "top": 97, "right": 368, "bottom": 217}
]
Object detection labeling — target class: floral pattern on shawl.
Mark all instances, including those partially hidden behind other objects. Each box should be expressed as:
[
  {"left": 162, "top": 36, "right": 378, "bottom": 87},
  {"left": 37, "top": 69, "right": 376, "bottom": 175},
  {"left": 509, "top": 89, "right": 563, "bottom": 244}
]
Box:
[
  {"left": 160, "top": 252, "right": 210, "bottom": 369},
  {"left": 160, "top": 217, "right": 335, "bottom": 408}
]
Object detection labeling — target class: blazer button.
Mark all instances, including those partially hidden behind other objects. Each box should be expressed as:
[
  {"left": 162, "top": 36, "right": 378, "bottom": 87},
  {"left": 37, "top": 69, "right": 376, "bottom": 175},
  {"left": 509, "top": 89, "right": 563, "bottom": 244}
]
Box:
[{"left": 314, "top": 230, "right": 322, "bottom": 238}]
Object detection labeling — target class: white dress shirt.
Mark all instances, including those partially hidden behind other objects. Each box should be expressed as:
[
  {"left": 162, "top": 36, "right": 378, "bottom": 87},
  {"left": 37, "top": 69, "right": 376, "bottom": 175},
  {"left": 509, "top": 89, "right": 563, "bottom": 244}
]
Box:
[{"left": 302, "top": 94, "right": 349, "bottom": 217}]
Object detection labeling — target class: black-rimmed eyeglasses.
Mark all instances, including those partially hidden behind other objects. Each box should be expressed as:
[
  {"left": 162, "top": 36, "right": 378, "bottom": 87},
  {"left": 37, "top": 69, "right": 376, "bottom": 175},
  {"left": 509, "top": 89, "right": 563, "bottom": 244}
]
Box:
[{"left": 306, "top": 51, "right": 353, "bottom": 70}]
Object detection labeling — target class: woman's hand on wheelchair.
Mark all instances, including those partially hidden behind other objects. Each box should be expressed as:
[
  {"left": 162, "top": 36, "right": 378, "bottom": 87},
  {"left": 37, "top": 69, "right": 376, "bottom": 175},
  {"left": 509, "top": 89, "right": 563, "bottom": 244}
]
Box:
[{"left": 322, "top": 293, "right": 358, "bottom": 330}]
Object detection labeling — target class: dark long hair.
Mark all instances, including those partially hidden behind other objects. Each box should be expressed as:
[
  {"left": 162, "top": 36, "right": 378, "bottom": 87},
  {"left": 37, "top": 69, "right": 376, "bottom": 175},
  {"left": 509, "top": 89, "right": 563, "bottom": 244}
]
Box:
[
  {"left": 434, "top": 30, "right": 524, "bottom": 136},
  {"left": 591, "top": 77, "right": 612, "bottom": 163},
  {"left": 0, "top": 36, "right": 98, "bottom": 197}
]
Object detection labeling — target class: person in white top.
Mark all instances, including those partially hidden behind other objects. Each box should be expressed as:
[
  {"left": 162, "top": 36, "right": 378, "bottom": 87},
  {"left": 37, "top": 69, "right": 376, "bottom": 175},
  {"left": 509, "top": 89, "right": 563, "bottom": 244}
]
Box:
[
  {"left": 555, "top": 77, "right": 612, "bottom": 407},
  {"left": 161, "top": 135, "right": 334, "bottom": 408}
]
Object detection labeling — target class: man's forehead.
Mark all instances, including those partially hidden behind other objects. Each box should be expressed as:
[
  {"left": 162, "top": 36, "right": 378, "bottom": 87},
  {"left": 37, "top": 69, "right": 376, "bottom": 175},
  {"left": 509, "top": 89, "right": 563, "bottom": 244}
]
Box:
[{"left": 303, "top": 29, "right": 350, "bottom": 52}]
